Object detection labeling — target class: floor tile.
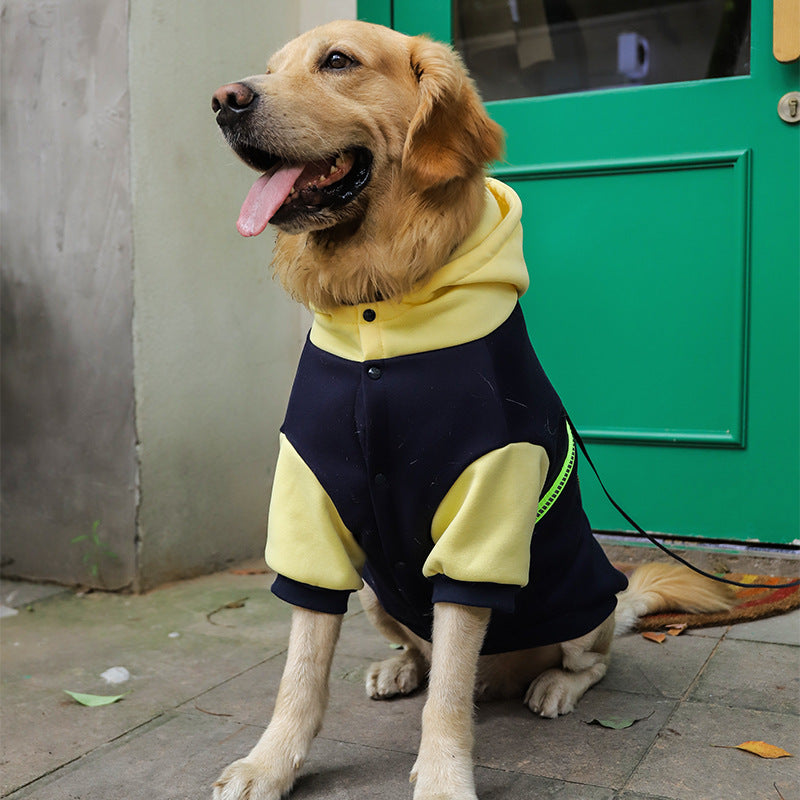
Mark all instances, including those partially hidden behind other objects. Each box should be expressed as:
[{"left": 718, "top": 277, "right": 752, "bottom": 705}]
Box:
[
  {"left": 473, "top": 770, "right": 615, "bottom": 800},
  {"left": 1, "top": 578, "right": 69, "bottom": 608},
  {"left": 603, "top": 631, "right": 719, "bottom": 699},
  {"left": 625, "top": 701, "right": 800, "bottom": 800},
  {"left": 190, "top": 647, "right": 428, "bottom": 756},
  {"left": 4, "top": 711, "right": 273, "bottom": 800},
  {"left": 615, "top": 794, "right": 674, "bottom": 800},
  {"left": 689, "top": 638, "right": 800, "bottom": 714},
  {"left": 472, "top": 691, "right": 676, "bottom": 790},
  {"left": 4, "top": 553, "right": 799, "bottom": 800},
  {"left": 725, "top": 608, "right": 800, "bottom": 646},
  {"left": 0, "top": 577, "right": 288, "bottom": 795},
  {"left": 3, "top": 705, "right": 619, "bottom": 800}
]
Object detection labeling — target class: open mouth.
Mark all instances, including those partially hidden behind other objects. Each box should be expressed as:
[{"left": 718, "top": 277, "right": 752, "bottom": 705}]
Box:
[{"left": 235, "top": 146, "right": 373, "bottom": 236}]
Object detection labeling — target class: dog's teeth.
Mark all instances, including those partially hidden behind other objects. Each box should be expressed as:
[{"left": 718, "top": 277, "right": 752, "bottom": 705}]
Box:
[{"left": 330, "top": 165, "right": 337, "bottom": 175}]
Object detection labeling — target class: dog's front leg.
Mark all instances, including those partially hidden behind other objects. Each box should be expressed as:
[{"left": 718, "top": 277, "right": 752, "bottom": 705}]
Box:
[
  {"left": 411, "top": 602, "right": 490, "bottom": 800},
  {"left": 213, "top": 607, "right": 342, "bottom": 800}
]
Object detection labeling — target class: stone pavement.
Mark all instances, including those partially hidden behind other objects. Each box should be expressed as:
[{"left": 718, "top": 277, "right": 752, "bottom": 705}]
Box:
[{"left": 1, "top": 544, "right": 798, "bottom": 800}]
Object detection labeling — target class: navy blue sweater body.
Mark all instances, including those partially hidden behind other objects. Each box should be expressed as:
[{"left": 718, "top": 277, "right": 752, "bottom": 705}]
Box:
[{"left": 272, "top": 305, "right": 627, "bottom": 654}]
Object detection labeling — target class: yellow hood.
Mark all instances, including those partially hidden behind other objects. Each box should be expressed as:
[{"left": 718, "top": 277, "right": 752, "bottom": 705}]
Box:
[{"left": 310, "top": 178, "right": 527, "bottom": 362}]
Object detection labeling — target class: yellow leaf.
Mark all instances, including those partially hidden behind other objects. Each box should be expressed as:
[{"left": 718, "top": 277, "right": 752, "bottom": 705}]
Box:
[
  {"left": 642, "top": 632, "right": 666, "bottom": 644},
  {"left": 735, "top": 741, "right": 792, "bottom": 759}
]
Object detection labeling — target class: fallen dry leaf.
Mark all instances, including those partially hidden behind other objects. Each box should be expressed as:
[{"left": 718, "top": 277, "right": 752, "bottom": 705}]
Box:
[
  {"left": 666, "top": 623, "right": 688, "bottom": 636},
  {"left": 713, "top": 741, "right": 793, "bottom": 759},
  {"left": 586, "top": 717, "right": 637, "bottom": 730},
  {"left": 642, "top": 631, "right": 667, "bottom": 644},
  {"left": 735, "top": 741, "right": 793, "bottom": 759},
  {"left": 206, "top": 596, "right": 249, "bottom": 626},
  {"left": 194, "top": 702, "right": 233, "bottom": 717}
]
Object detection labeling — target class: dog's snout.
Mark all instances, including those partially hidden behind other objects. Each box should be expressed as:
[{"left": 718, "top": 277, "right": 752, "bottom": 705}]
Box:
[{"left": 212, "top": 82, "right": 257, "bottom": 125}]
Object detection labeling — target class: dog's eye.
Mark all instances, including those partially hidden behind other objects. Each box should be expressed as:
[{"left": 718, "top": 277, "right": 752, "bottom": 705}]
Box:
[{"left": 322, "top": 51, "right": 356, "bottom": 71}]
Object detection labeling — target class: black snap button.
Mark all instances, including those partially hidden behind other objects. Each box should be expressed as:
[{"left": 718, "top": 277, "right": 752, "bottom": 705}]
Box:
[
  {"left": 367, "top": 366, "right": 382, "bottom": 380},
  {"left": 374, "top": 473, "right": 387, "bottom": 487},
  {"left": 362, "top": 308, "right": 376, "bottom": 322}
]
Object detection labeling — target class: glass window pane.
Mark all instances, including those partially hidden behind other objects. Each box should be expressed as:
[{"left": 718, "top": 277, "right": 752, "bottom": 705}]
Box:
[{"left": 452, "top": 1, "right": 750, "bottom": 101}]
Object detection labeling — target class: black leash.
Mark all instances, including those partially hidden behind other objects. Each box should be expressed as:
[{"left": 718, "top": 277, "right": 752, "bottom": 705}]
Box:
[{"left": 565, "top": 414, "right": 800, "bottom": 590}]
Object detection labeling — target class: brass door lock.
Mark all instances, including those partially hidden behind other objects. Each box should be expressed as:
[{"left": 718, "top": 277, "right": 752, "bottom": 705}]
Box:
[{"left": 778, "top": 91, "right": 800, "bottom": 123}]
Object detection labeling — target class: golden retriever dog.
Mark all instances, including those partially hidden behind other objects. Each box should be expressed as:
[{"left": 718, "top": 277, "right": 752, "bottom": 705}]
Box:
[{"left": 211, "top": 20, "right": 733, "bottom": 800}]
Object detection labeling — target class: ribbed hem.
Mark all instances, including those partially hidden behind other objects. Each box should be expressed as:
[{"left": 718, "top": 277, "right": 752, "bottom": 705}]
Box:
[
  {"left": 431, "top": 575, "right": 520, "bottom": 614},
  {"left": 271, "top": 574, "right": 351, "bottom": 615}
]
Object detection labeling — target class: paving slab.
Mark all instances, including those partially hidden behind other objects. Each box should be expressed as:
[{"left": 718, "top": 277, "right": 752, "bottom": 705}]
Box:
[
  {"left": 3, "top": 704, "right": 624, "bottom": 800},
  {"left": 472, "top": 769, "right": 615, "bottom": 800},
  {"left": 625, "top": 701, "right": 800, "bottom": 800},
  {"left": 472, "top": 692, "right": 676, "bottom": 790},
  {"left": 602, "top": 630, "right": 721, "bottom": 699},
  {"left": 684, "top": 624, "right": 729, "bottom": 639},
  {"left": 294, "top": 738, "right": 617, "bottom": 800},
  {"left": 688, "top": 638, "right": 800, "bottom": 715},
  {"left": 187, "top": 642, "right": 428, "bottom": 756},
  {"left": 1, "top": 578, "right": 69, "bottom": 610},
  {"left": 3, "top": 550, "right": 799, "bottom": 800},
  {"left": 0, "top": 572, "right": 289, "bottom": 795},
  {"left": 4, "top": 711, "right": 260, "bottom": 800},
  {"left": 190, "top": 613, "right": 677, "bottom": 793},
  {"left": 725, "top": 608, "right": 800, "bottom": 646}
]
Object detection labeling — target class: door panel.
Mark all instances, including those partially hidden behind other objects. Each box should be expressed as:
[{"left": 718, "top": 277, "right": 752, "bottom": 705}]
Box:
[
  {"left": 360, "top": 1, "right": 799, "bottom": 545},
  {"left": 504, "top": 151, "right": 751, "bottom": 447}
]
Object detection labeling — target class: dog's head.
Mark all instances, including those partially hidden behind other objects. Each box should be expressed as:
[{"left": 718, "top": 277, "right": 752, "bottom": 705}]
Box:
[{"left": 212, "top": 20, "right": 503, "bottom": 306}]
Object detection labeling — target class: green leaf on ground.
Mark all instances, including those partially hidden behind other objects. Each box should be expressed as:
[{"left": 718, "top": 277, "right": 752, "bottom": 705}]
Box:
[
  {"left": 64, "top": 690, "right": 128, "bottom": 706},
  {"left": 584, "top": 711, "right": 654, "bottom": 730}
]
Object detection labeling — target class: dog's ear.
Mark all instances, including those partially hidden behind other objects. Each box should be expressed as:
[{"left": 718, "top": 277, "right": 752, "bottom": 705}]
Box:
[{"left": 403, "top": 37, "right": 504, "bottom": 191}]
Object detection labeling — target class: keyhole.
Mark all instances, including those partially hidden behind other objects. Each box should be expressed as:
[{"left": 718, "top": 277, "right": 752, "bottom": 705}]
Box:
[{"left": 778, "top": 93, "right": 800, "bottom": 124}]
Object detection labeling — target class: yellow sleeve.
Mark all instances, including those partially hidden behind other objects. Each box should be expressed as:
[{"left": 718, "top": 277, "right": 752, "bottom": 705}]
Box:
[
  {"left": 423, "top": 443, "right": 549, "bottom": 588},
  {"left": 266, "top": 433, "right": 365, "bottom": 592}
]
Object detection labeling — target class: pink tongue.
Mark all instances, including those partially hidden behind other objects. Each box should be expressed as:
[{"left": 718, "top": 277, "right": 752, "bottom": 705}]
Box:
[{"left": 237, "top": 164, "right": 306, "bottom": 237}]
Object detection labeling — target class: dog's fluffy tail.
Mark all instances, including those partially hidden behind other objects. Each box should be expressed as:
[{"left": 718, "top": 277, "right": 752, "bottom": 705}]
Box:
[{"left": 614, "top": 562, "right": 736, "bottom": 635}]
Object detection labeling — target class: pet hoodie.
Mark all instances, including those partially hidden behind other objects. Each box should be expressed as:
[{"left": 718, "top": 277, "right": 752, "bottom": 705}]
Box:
[{"left": 266, "top": 177, "right": 628, "bottom": 654}]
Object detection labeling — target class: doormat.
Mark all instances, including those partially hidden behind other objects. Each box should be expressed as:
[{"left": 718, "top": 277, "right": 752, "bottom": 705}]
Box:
[{"left": 629, "top": 571, "right": 800, "bottom": 631}]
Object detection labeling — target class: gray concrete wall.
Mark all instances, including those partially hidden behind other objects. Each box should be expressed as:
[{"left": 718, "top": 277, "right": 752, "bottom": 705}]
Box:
[
  {"left": 1, "top": 0, "right": 356, "bottom": 590},
  {"left": 128, "top": 3, "right": 302, "bottom": 591},
  {"left": 1, "top": 0, "right": 138, "bottom": 589}
]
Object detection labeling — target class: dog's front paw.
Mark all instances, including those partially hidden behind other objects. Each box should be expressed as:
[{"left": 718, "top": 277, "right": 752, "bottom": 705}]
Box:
[
  {"left": 366, "top": 648, "right": 426, "bottom": 699},
  {"left": 212, "top": 757, "right": 295, "bottom": 800},
  {"left": 524, "top": 668, "right": 579, "bottom": 718},
  {"left": 410, "top": 746, "right": 477, "bottom": 800},
  {"left": 409, "top": 766, "right": 478, "bottom": 800}
]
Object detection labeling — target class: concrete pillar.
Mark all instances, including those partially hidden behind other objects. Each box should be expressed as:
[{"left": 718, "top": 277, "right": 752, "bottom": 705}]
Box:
[{"left": 1, "top": 0, "right": 356, "bottom": 590}]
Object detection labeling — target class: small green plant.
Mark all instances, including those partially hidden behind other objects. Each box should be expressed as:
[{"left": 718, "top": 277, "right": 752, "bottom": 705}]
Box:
[{"left": 71, "top": 521, "right": 119, "bottom": 582}]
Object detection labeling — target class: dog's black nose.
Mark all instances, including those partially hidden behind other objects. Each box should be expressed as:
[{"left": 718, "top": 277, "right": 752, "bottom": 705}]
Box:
[{"left": 212, "top": 82, "right": 257, "bottom": 126}]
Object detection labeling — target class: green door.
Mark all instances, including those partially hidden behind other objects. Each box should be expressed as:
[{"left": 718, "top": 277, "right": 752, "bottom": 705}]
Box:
[{"left": 359, "top": 1, "right": 799, "bottom": 546}]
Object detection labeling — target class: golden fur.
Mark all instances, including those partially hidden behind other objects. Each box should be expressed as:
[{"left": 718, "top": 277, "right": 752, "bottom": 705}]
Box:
[
  {"left": 217, "top": 20, "right": 501, "bottom": 310},
  {"left": 211, "top": 21, "right": 734, "bottom": 800}
]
